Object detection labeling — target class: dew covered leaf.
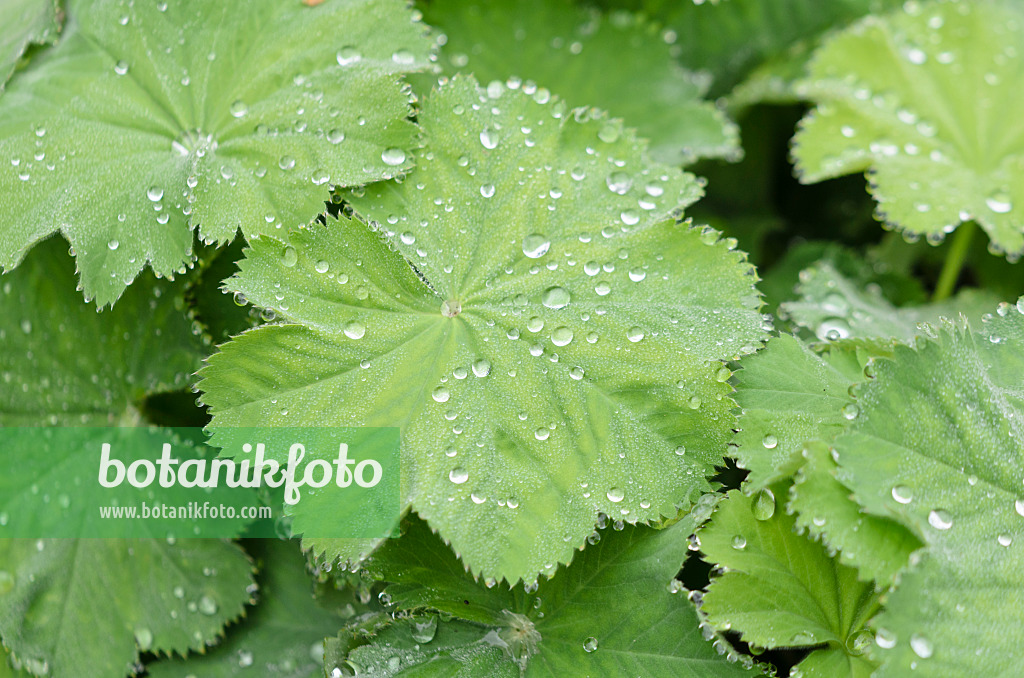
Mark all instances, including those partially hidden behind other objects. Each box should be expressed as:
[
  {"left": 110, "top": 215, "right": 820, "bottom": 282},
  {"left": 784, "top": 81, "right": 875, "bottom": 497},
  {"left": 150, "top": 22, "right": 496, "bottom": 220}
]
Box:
[
  {"left": 146, "top": 539, "right": 358, "bottom": 678},
  {"left": 420, "top": 0, "right": 738, "bottom": 165},
  {"left": 731, "top": 334, "right": 865, "bottom": 490},
  {"left": 635, "top": 0, "right": 900, "bottom": 99},
  {"left": 0, "top": 236, "right": 206, "bottom": 426},
  {"left": 199, "top": 75, "right": 767, "bottom": 582},
  {"left": 789, "top": 442, "right": 921, "bottom": 586},
  {"left": 781, "top": 260, "right": 999, "bottom": 348},
  {"left": 830, "top": 312, "right": 1024, "bottom": 676},
  {"left": 337, "top": 514, "right": 764, "bottom": 677},
  {"left": 698, "top": 486, "right": 881, "bottom": 678},
  {"left": 0, "top": 0, "right": 60, "bottom": 90},
  {"left": 793, "top": 0, "right": 1024, "bottom": 257},
  {"left": 0, "top": 0, "right": 433, "bottom": 306},
  {"left": 0, "top": 538, "right": 253, "bottom": 678}
]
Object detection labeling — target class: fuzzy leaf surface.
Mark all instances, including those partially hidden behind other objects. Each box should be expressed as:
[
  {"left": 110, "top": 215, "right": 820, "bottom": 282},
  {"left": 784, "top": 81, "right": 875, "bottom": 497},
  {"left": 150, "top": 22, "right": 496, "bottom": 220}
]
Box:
[
  {"left": 833, "top": 312, "right": 1024, "bottom": 676},
  {"left": 0, "top": 237, "right": 205, "bottom": 425},
  {"left": 421, "top": 0, "right": 738, "bottom": 164},
  {"left": 0, "top": 0, "right": 60, "bottom": 90},
  {"left": 343, "top": 515, "right": 763, "bottom": 677},
  {"left": 0, "top": 538, "right": 253, "bottom": 678},
  {"left": 146, "top": 539, "right": 358, "bottom": 678},
  {"left": 782, "top": 261, "right": 999, "bottom": 347},
  {"left": 0, "top": 0, "right": 432, "bottom": 305},
  {"left": 200, "top": 76, "right": 767, "bottom": 582},
  {"left": 794, "top": 0, "right": 1024, "bottom": 257},
  {"left": 699, "top": 486, "right": 880, "bottom": 678}
]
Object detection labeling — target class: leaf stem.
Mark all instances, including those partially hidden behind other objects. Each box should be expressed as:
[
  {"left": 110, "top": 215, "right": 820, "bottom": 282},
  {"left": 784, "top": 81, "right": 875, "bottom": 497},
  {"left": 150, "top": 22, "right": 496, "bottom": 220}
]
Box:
[{"left": 933, "top": 221, "right": 976, "bottom": 302}]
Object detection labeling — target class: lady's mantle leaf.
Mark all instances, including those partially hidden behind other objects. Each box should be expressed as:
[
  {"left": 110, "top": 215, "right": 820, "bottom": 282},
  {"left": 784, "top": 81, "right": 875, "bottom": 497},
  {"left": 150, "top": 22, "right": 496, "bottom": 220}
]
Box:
[
  {"left": 335, "top": 515, "right": 763, "bottom": 677},
  {"left": 421, "top": 0, "right": 738, "bottom": 165},
  {"left": 781, "top": 260, "right": 999, "bottom": 348},
  {"left": 0, "top": 538, "right": 254, "bottom": 678},
  {"left": 146, "top": 539, "right": 361, "bottom": 678},
  {"left": 0, "top": 237, "right": 205, "bottom": 425},
  {"left": 0, "top": 0, "right": 433, "bottom": 306},
  {"left": 831, "top": 310, "right": 1024, "bottom": 676},
  {"left": 793, "top": 0, "right": 1024, "bottom": 257},
  {"left": 199, "top": 76, "right": 768, "bottom": 583},
  {"left": 0, "top": 0, "right": 60, "bottom": 90},
  {"left": 698, "top": 485, "right": 880, "bottom": 678}
]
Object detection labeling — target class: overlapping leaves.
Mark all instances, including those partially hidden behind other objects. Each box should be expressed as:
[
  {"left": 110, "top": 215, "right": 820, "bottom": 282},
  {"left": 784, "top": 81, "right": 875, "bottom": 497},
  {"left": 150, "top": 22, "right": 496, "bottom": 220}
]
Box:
[
  {"left": 420, "top": 0, "right": 738, "bottom": 164},
  {"left": 200, "top": 75, "right": 767, "bottom": 583},
  {"left": 329, "top": 514, "right": 763, "bottom": 677},
  {"left": 0, "top": 0, "right": 433, "bottom": 305},
  {"left": 794, "top": 0, "right": 1024, "bottom": 257},
  {"left": 0, "top": 0, "right": 60, "bottom": 90}
]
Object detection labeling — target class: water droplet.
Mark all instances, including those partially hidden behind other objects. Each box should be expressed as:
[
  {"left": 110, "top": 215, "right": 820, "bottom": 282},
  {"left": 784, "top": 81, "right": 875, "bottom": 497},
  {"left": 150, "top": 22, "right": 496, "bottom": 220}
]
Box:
[
  {"left": 391, "top": 49, "right": 415, "bottom": 65},
  {"left": 479, "top": 127, "right": 499, "bottom": 149},
  {"left": 542, "top": 286, "right": 570, "bottom": 309},
  {"left": 147, "top": 186, "right": 163, "bottom": 202},
  {"left": 910, "top": 633, "right": 933, "bottom": 659},
  {"left": 621, "top": 210, "right": 640, "bottom": 226},
  {"left": 229, "top": 100, "right": 247, "bottom": 118},
  {"left": 569, "top": 366, "right": 584, "bottom": 380},
  {"left": 731, "top": 535, "right": 747, "bottom": 550},
  {"left": 336, "top": 46, "right": 361, "bottom": 66},
  {"left": 432, "top": 387, "right": 450, "bottom": 403},
  {"left": 927, "top": 509, "right": 952, "bottom": 530},
  {"left": 674, "top": 445, "right": 686, "bottom": 456},
  {"left": 344, "top": 322, "right": 365, "bottom": 340},
  {"left": 842, "top": 403, "right": 860, "bottom": 420},
  {"left": 480, "top": 183, "right": 495, "bottom": 198},
  {"left": 751, "top": 488, "right": 776, "bottom": 521},
  {"left": 114, "top": 60, "right": 129, "bottom": 75},
  {"left": 198, "top": 595, "right": 218, "bottom": 615},
  {"left": 327, "top": 129, "right": 345, "bottom": 144},
  {"left": 411, "top": 616, "right": 438, "bottom": 643},
  {"left": 817, "top": 318, "right": 851, "bottom": 341},
  {"left": 1015, "top": 498, "right": 1024, "bottom": 517},
  {"left": 314, "top": 260, "right": 330, "bottom": 274},
  {"left": 626, "top": 326, "right": 645, "bottom": 342},
  {"left": 595, "top": 281, "right": 611, "bottom": 296},
  {"left": 281, "top": 247, "right": 298, "bottom": 267},
  {"left": 135, "top": 628, "right": 153, "bottom": 651},
  {"left": 472, "top": 359, "right": 491, "bottom": 377},
  {"left": 998, "top": 533, "right": 1012, "bottom": 547},
  {"left": 607, "top": 487, "right": 624, "bottom": 503},
  {"left": 449, "top": 467, "right": 468, "bottom": 484},
  {"left": 522, "top": 233, "right": 550, "bottom": 258},
  {"left": 279, "top": 155, "right": 296, "bottom": 171},
  {"left": 527, "top": 317, "right": 544, "bottom": 333},
  {"left": 381, "top": 148, "right": 406, "bottom": 166},
  {"left": 875, "top": 627, "right": 897, "bottom": 649},
  {"left": 986, "top": 191, "right": 1013, "bottom": 213},
  {"left": 762, "top": 434, "right": 778, "bottom": 449},
  {"left": 892, "top": 485, "right": 913, "bottom": 504},
  {"left": 583, "top": 636, "right": 598, "bottom": 652},
  {"left": 551, "top": 326, "right": 573, "bottom": 346},
  {"left": 628, "top": 267, "right": 646, "bottom": 282},
  {"left": 441, "top": 299, "right": 461, "bottom": 317},
  {"left": 606, "top": 171, "right": 632, "bottom": 195},
  {"left": 107, "top": 239, "right": 119, "bottom": 251}
]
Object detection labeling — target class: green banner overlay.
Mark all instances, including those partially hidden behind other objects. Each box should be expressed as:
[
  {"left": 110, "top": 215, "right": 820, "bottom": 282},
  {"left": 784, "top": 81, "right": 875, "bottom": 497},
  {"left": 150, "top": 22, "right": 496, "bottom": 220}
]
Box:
[{"left": 0, "top": 427, "right": 400, "bottom": 539}]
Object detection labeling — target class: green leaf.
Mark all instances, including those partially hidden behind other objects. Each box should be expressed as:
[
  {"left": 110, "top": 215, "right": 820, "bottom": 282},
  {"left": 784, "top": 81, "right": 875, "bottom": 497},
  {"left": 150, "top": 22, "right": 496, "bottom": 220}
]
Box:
[
  {"left": 789, "top": 442, "right": 921, "bottom": 586},
  {"left": 199, "top": 75, "right": 768, "bottom": 582},
  {"left": 635, "top": 0, "right": 901, "bottom": 98},
  {"left": 0, "top": 0, "right": 433, "bottom": 306},
  {"left": 146, "top": 539, "right": 360, "bottom": 678},
  {"left": 830, "top": 312, "right": 1024, "bottom": 676},
  {"left": 731, "top": 334, "right": 865, "bottom": 490},
  {"left": 337, "top": 615, "right": 518, "bottom": 678},
  {"left": 0, "top": 0, "right": 60, "bottom": 90},
  {"left": 698, "top": 486, "right": 880, "bottom": 678},
  {"left": 0, "top": 236, "right": 206, "bottom": 426},
  {"left": 793, "top": 0, "right": 1024, "bottom": 257},
  {"left": 419, "top": 0, "right": 738, "bottom": 165},
  {"left": 0, "top": 538, "right": 254, "bottom": 678},
  {"left": 781, "top": 260, "right": 1000, "bottom": 347},
  {"left": 335, "top": 514, "right": 764, "bottom": 677}
]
